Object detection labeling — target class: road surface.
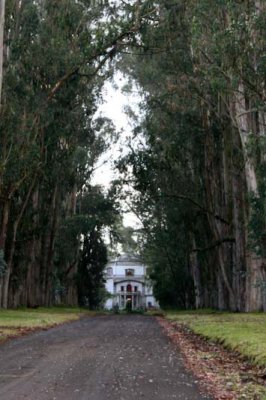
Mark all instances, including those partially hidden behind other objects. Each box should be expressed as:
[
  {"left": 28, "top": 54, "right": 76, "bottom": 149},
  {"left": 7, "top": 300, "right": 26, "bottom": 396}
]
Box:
[{"left": 0, "top": 315, "right": 211, "bottom": 399}]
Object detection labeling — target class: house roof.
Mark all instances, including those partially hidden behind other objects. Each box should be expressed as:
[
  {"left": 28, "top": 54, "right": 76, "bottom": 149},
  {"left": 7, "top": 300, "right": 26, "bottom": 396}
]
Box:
[{"left": 110, "top": 253, "right": 143, "bottom": 264}]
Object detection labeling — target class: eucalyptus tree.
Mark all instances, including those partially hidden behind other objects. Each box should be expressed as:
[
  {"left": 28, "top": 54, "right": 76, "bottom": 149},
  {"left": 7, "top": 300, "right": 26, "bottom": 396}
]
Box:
[
  {"left": 1, "top": 0, "right": 264, "bottom": 310},
  {"left": 0, "top": 0, "right": 5, "bottom": 104},
  {"left": 75, "top": 185, "right": 119, "bottom": 308},
  {"left": 118, "top": 0, "right": 266, "bottom": 311},
  {"left": 0, "top": 0, "right": 149, "bottom": 308}
]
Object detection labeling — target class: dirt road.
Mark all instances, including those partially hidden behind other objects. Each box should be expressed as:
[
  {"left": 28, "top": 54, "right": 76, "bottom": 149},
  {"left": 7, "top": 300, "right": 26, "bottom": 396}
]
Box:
[{"left": 0, "top": 315, "right": 211, "bottom": 399}]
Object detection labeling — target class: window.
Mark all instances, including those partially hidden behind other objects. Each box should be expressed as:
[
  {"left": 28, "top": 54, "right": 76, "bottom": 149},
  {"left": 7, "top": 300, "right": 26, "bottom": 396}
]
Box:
[
  {"left": 107, "top": 267, "right": 113, "bottom": 276},
  {"left": 127, "top": 284, "right": 132, "bottom": 293},
  {"left": 125, "top": 268, "right": 134, "bottom": 276},
  {"left": 121, "top": 286, "right": 124, "bottom": 292},
  {"left": 134, "top": 286, "right": 138, "bottom": 292}
]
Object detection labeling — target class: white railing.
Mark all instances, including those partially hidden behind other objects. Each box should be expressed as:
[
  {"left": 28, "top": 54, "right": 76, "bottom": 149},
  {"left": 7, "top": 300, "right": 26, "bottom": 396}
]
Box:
[
  {"left": 112, "top": 275, "right": 144, "bottom": 279},
  {"left": 116, "top": 291, "right": 142, "bottom": 295}
]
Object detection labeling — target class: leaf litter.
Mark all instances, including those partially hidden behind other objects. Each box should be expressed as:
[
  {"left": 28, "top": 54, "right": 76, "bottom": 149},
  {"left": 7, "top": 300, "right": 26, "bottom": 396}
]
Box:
[{"left": 158, "top": 317, "right": 266, "bottom": 400}]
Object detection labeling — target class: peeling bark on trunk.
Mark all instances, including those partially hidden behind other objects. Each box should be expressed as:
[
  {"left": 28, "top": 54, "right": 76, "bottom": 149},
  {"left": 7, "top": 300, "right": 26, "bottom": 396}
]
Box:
[
  {"left": 58, "top": 184, "right": 79, "bottom": 306},
  {"left": 234, "top": 84, "right": 258, "bottom": 193},
  {"left": 25, "top": 186, "right": 40, "bottom": 307},
  {"left": 204, "top": 123, "right": 238, "bottom": 310},
  {"left": 43, "top": 184, "right": 59, "bottom": 306},
  {"left": 233, "top": 83, "right": 266, "bottom": 311},
  {"left": 189, "top": 238, "right": 202, "bottom": 309},
  {"left": 246, "top": 253, "right": 266, "bottom": 311}
]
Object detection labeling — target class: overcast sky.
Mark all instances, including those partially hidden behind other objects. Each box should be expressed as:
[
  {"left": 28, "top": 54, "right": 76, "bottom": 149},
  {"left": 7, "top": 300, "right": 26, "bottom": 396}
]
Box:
[{"left": 91, "top": 72, "right": 142, "bottom": 228}]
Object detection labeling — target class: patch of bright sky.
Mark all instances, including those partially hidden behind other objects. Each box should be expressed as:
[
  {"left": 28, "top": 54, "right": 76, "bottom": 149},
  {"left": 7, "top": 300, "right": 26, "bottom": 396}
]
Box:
[{"left": 91, "top": 71, "right": 143, "bottom": 228}]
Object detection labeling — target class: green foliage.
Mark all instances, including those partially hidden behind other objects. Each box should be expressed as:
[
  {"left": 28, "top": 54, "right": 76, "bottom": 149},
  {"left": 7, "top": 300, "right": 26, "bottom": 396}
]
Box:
[
  {"left": 77, "top": 232, "right": 108, "bottom": 309},
  {"left": 0, "top": 0, "right": 140, "bottom": 307},
  {"left": 117, "top": 0, "right": 266, "bottom": 312},
  {"left": 54, "top": 185, "right": 119, "bottom": 306},
  {"left": 0, "top": 0, "right": 265, "bottom": 312},
  {"left": 110, "top": 223, "right": 140, "bottom": 256}
]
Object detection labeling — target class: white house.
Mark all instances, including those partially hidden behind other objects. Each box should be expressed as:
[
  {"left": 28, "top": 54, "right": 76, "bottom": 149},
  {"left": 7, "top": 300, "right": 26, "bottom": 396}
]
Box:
[{"left": 104, "top": 254, "right": 159, "bottom": 310}]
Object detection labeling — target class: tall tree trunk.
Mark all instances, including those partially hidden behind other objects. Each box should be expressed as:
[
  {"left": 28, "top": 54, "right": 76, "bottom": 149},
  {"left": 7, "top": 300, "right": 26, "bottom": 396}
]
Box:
[
  {"left": 25, "top": 186, "right": 40, "bottom": 307},
  {"left": 233, "top": 86, "right": 266, "bottom": 311},
  {"left": 0, "top": 198, "right": 9, "bottom": 250},
  {"left": 41, "top": 184, "right": 59, "bottom": 306},
  {"left": 63, "top": 184, "right": 79, "bottom": 305},
  {"left": 189, "top": 238, "right": 202, "bottom": 309},
  {"left": 0, "top": 199, "right": 9, "bottom": 306},
  {"left": 2, "top": 176, "right": 37, "bottom": 308},
  {"left": 204, "top": 123, "right": 237, "bottom": 310},
  {"left": 0, "top": 0, "right": 5, "bottom": 106}
]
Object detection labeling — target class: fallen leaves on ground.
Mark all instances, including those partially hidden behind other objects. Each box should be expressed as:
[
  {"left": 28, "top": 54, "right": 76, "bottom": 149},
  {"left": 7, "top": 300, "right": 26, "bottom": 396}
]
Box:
[
  {"left": 0, "top": 325, "right": 56, "bottom": 342},
  {"left": 158, "top": 318, "right": 266, "bottom": 400}
]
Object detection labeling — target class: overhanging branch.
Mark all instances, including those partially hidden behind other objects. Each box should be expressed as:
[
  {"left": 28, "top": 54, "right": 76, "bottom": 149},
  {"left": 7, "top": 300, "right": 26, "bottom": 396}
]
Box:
[
  {"left": 191, "top": 237, "right": 235, "bottom": 253},
  {"left": 159, "top": 194, "right": 230, "bottom": 225}
]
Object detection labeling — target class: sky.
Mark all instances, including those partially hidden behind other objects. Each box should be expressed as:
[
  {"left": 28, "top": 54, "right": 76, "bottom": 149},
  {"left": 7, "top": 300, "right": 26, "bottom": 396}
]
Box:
[{"left": 91, "top": 72, "right": 142, "bottom": 228}]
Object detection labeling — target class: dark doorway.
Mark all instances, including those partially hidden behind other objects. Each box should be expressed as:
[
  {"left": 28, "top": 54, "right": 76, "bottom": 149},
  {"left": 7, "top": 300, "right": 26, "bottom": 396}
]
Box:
[{"left": 126, "top": 296, "right": 132, "bottom": 312}]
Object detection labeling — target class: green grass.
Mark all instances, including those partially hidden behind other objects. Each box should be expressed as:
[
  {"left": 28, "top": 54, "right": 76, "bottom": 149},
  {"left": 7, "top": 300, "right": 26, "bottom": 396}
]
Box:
[
  {"left": 0, "top": 307, "right": 93, "bottom": 341},
  {"left": 165, "top": 310, "right": 266, "bottom": 366}
]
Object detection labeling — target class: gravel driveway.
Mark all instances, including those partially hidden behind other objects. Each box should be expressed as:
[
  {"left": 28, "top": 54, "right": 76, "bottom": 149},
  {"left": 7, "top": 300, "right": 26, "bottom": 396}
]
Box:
[{"left": 0, "top": 315, "right": 211, "bottom": 399}]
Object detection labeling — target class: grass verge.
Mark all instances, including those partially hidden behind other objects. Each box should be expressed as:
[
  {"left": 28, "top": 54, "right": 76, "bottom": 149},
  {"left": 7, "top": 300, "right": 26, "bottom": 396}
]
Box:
[
  {"left": 0, "top": 307, "right": 95, "bottom": 341},
  {"left": 165, "top": 310, "right": 266, "bottom": 367}
]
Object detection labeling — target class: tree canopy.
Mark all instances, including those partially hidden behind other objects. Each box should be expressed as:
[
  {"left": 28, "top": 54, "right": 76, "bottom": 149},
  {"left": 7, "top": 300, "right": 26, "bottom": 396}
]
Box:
[{"left": 0, "top": 0, "right": 265, "bottom": 311}]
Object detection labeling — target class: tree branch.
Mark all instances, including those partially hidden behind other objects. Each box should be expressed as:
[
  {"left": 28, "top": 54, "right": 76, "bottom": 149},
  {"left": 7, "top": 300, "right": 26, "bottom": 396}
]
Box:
[
  {"left": 190, "top": 237, "right": 235, "bottom": 253},
  {"left": 158, "top": 193, "right": 230, "bottom": 225}
]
